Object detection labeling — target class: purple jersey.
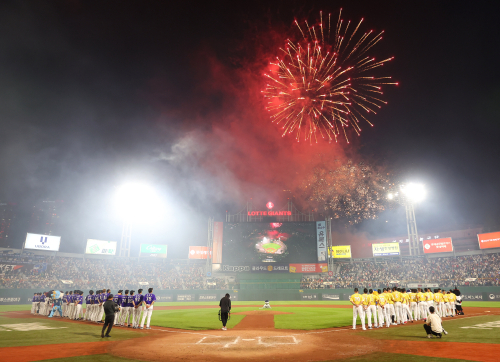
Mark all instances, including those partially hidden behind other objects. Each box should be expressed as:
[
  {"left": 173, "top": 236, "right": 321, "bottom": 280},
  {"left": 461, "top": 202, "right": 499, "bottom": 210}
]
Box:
[
  {"left": 127, "top": 295, "right": 135, "bottom": 307},
  {"left": 134, "top": 294, "right": 143, "bottom": 306},
  {"left": 113, "top": 294, "right": 123, "bottom": 305},
  {"left": 40, "top": 295, "right": 45, "bottom": 302},
  {"left": 75, "top": 295, "right": 83, "bottom": 305},
  {"left": 144, "top": 293, "right": 156, "bottom": 305},
  {"left": 85, "top": 295, "right": 93, "bottom": 305},
  {"left": 121, "top": 295, "right": 128, "bottom": 307}
]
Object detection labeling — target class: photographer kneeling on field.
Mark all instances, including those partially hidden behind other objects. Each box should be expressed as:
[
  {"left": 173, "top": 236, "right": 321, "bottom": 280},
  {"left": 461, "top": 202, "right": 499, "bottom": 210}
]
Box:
[{"left": 424, "top": 306, "right": 448, "bottom": 339}]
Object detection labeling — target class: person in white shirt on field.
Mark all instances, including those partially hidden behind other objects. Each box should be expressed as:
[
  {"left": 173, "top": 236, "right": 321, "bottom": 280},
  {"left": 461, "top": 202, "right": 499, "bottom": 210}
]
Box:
[
  {"left": 424, "top": 306, "right": 448, "bottom": 338},
  {"left": 260, "top": 300, "right": 271, "bottom": 309}
]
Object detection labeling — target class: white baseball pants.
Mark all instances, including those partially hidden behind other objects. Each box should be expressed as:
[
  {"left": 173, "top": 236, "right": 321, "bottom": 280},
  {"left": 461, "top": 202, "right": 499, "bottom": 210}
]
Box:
[
  {"left": 352, "top": 305, "right": 365, "bottom": 329},
  {"left": 419, "top": 301, "right": 428, "bottom": 319},
  {"left": 366, "top": 305, "right": 377, "bottom": 327},
  {"left": 141, "top": 306, "right": 154, "bottom": 328}
]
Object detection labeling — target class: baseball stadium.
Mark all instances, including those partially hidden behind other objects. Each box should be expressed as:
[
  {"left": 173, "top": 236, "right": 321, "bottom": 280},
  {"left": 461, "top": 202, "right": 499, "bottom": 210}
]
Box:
[
  {"left": 1, "top": 203, "right": 500, "bottom": 362},
  {"left": 1, "top": 2, "right": 500, "bottom": 362}
]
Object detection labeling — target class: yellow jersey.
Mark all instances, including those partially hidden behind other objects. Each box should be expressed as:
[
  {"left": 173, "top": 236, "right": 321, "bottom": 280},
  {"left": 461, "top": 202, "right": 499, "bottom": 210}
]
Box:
[
  {"left": 378, "top": 293, "right": 387, "bottom": 306},
  {"left": 443, "top": 294, "right": 449, "bottom": 303},
  {"left": 387, "top": 292, "right": 394, "bottom": 304},
  {"left": 410, "top": 292, "right": 417, "bottom": 302},
  {"left": 401, "top": 293, "right": 409, "bottom": 304},
  {"left": 362, "top": 293, "right": 370, "bottom": 306},
  {"left": 417, "top": 292, "right": 426, "bottom": 302},
  {"left": 372, "top": 294, "right": 379, "bottom": 306},
  {"left": 427, "top": 292, "right": 434, "bottom": 302},
  {"left": 393, "top": 291, "right": 402, "bottom": 303},
  {"left": 434, "top": 292, "right": 442, "bottom": 303},
  {"left": 350, "top": 293, "right": 362, "bottom": 306}
]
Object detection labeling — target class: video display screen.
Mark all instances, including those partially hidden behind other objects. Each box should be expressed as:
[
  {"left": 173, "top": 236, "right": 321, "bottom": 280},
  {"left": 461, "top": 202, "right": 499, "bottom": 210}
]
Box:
[{"left": 222, "top": 222, "right": 317, "bottom": 264}]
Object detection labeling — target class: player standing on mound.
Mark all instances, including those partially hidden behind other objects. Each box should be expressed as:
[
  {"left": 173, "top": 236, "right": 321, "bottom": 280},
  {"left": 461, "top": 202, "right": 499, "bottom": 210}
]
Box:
[
  {"left": 350, "top": 288, "right": 366, "bottom": 330},
  {"left": 219, "top": 293, "right": 231, "bottom": 331}
]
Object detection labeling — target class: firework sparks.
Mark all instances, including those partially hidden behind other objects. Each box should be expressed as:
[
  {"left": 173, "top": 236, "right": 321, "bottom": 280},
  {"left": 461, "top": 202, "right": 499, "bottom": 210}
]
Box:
[
  {"left": 302, "top": 160, "right": 391, "bottom": 224},
  {"left": 263, "top": 10, "right": 397, "bottom": 144}
]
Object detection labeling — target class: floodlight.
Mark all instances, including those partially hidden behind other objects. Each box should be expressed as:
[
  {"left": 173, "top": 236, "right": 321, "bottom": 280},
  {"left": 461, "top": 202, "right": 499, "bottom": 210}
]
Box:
[
  {"left": 400, "top": 183, "right": 426, "bottom": 203},
  {"left": 114, "top": 183, "right": 164, "bottom": 222}
]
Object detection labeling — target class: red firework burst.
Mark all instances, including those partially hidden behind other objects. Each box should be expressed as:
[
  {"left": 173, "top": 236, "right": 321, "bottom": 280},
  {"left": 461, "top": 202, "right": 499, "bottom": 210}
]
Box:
[{"left": 263, "top": 10, "right": 398, "bottom": 144}]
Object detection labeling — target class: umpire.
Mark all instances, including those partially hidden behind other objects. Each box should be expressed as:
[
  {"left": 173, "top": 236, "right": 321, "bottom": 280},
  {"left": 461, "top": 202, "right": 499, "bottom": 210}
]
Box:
[
  {"left": 219, "top": 293, "right": 231, "bottom": 330},
  {"left": 102, "top": 294, "right": 120, "bottom": 338}
]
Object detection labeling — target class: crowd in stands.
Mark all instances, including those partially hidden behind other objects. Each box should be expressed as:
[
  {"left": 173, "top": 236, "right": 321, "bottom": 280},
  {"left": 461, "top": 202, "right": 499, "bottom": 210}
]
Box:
[
  {"left": 0, "top": 254, "right": 227, "bottom": 290},
  {"left": 301, "top": 253, "right": 500, "bottom": 289},
  {"left": 1, "top": 252, "right": 499, "bottom": 291}
]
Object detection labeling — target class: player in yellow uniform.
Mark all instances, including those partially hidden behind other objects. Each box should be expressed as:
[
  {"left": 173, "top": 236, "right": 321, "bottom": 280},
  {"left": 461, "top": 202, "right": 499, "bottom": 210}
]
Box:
[
  {"left": 386, "top": 288, "right": 396, "bottom": 325},
  {"left": 401, "top": 289, "right": 413, "bottom": 323},
  {"left": 442, "top": 291, "right": 451, "bottom": 317},
  {"left": 448, "top": 290, "right": 456, "bottom": 316},
  {"left": 427, "top": 288, "right": 434, "bottom": 311},
  {"left": 366, "top": 289, "right": 378, "bottom": 329},
  {"left": 417, "top": 288, "right": 427, "bottom": 321},
  {"left": 378, "top": 289, "right": 390, "bottom": 328},
  {"left": 361, "top": 289, "right": 371, "bottom": 328},
  {"left": 409, "top": 289, "right": 419, "bottom": 320},
  {"left": 392, "top": 287, "right": 402, "bottom": 325},
  {"left": 434, "top": 289, "right": 443, "bottom": 317},
  {"left": 349, "top": 288, "right": 366, "bottom": 330}
]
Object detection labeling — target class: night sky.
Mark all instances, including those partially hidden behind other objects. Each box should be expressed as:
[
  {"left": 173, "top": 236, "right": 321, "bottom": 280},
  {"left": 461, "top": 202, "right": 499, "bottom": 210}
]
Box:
[{"left": 1, "top": 1, "right": 499, "bottom": 257}]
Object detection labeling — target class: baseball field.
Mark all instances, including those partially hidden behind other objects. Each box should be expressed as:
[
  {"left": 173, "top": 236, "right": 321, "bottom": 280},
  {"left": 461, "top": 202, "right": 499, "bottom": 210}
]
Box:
[{"left": 1, "top": 301, "right": 499, "bottom": 362}]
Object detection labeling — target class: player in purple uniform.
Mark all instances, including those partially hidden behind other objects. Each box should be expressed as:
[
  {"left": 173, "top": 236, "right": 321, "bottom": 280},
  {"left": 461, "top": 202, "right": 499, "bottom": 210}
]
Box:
[
  {"left": 84, "top": 290, "right": 94, "bottom": 321},
  {"left": 140, "top": 288, "right": 156, "bottom": 329},
  {"left": 97, "top": 289, "right": 107, "bottom": 323},
  {"left": 39, "top": 292, "right": 46, "bottom": 315},
  {"left": 73, "top": 291, "right": 84, "bottom": 320},
  {"left": 119, "top": 290, "right": 129, "bottom": 326},
  {"left": 132, "top": 289, "right": 144, "bottom": 329},
  {"left": 112, "top": 290, "right": 123, "bottom": 326},
  {"left": 126, "top": 291, "right": 135, "bottom": 327},
  {"left": 65, "top": 291, "right": 72, "bottom": 318}
]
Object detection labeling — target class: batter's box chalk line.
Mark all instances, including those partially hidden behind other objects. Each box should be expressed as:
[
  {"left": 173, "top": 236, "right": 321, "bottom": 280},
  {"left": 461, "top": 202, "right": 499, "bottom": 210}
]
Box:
[{"left": 195, "top": 335, "right": 299, "bottom": 348}]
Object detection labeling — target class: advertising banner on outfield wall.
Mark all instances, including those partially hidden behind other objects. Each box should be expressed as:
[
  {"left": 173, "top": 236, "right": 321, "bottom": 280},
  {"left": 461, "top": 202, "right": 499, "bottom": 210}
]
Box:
[
  {"left": 198, "top": 294, "right": 218, "bottom": 301},
  {"left": 372, "top": 242, "right": 400, "bottom": 256},
  {"left": 176, "top": 294, "right": 195, "bottom": 301},
  {"left": 24, "top": 233, "right": 61, "bottom": 251},
  {"left": 301, "top": 294, "right": 318, "bottom": 300},
  {"left": 188, "top": 246, "right": 212, "bottom": 259},
  {"left": 330, "top": 245, "right": 352, "bottom": 258},
  {"left": 251, "top": 264, "right": 289, "bottom": 272},
  {"left": 289, "top": 263, "right": 328, "bottom": 273},
  {"left": 85, "top": 239, "right": 117, "bottom": 255},
  {"left": 322, "top": 294, "right": 340, "bottom": 300},
  {"left": 423, "top": 237, "right": 453, "bottom": 254},
  {"left": 316, "top": 221, "right": 327, "bottom": 262},
  {"left": 477, "top": 231, "right": 500, "bottom": 249},
  {"left": 140, "top": 244, "right": 167, "bottom": 258}
]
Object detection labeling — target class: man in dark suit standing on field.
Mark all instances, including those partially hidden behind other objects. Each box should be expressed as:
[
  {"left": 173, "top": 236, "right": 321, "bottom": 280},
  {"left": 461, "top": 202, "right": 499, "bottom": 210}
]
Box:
[
  {"left": 102, "top": 294, "right": 120, "bottom": 338},
  {"left": 219, "top": 293, "right": 231, "bottom": 331}
]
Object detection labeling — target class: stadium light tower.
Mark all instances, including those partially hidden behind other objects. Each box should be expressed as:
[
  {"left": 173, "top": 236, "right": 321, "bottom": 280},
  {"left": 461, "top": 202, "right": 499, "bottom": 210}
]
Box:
[
  {"left": 114, "top": 183, "right": 163, "bottom": 257},
  {"left": 388, "top": 183, "right": 426, "bottom": 256}
]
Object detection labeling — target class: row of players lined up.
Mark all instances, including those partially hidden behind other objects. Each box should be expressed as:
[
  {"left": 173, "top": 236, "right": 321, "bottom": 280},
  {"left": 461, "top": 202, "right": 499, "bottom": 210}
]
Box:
[
  {"left": 30, "top": 288, "right": 157, "bottom": 330},
  {"left": 349, "top": 287, "right": 463, "bottom": 330}
]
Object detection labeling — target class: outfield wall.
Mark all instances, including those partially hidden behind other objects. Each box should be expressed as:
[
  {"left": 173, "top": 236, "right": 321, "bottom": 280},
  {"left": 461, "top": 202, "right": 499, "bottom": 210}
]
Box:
[{"left": 2, "top": 286, "right": 500, "bottom": 304}]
